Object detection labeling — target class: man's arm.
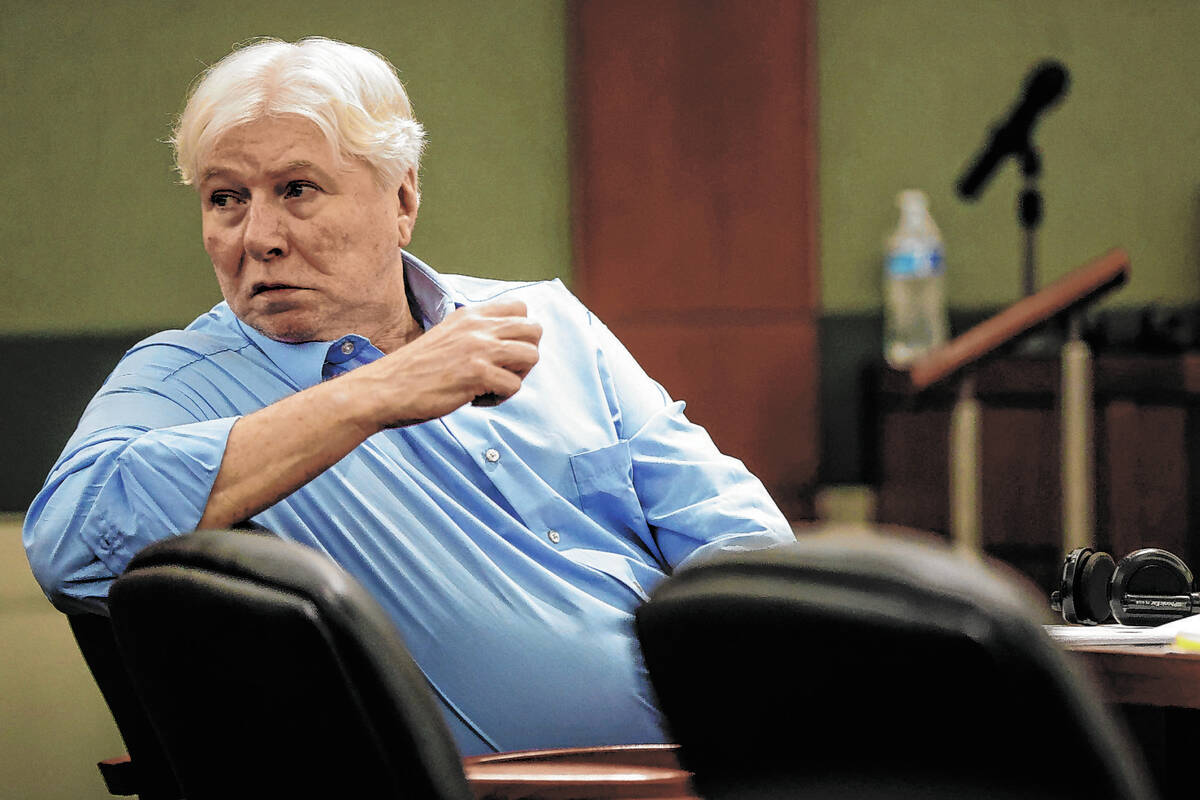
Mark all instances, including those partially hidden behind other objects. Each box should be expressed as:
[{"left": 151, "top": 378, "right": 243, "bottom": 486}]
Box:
[
  {"left": 584, "top": 310, "right": 795, "bottom": 567},
  {"left": 199, "top": 300, "right": 540, "bottom": 528},
  {"left": 25, "top": 300, "right": 538, "bottom": 607}
]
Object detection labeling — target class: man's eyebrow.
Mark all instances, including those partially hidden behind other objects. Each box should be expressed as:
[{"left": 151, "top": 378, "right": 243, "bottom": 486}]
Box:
[
  {"left": 271, "top": 160, "right": 336, "bottom": 182},
  {"left": 273, "top": 160, "right": 317, "bottom": 174},
  {"left": 200, "top": 166, "right": 236, "bottom": 184}
]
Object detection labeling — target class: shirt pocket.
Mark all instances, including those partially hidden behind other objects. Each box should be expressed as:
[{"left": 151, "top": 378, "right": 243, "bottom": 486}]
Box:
[{"left": 569, "top": 440, "right": 651, "bottom": 543}]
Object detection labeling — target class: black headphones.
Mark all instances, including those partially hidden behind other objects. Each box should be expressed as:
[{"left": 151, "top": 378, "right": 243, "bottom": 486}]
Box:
[{"left": 1050, "top": 547, "right": 1200, "bottom": 626}]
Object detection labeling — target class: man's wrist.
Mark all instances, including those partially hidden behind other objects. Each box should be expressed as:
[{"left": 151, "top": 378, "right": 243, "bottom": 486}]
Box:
[{"left": 317, "top": 370, "right": 388, "bottom": 440}]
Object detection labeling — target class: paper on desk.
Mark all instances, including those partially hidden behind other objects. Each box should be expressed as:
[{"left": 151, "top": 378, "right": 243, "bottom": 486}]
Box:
[{"left": 1045, "top": 613, "right": 1200, "bottom": 646}]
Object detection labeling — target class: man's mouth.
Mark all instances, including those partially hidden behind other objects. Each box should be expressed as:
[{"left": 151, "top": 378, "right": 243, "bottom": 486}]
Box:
[{"left": 251, "top": 283, "right": 302, "bottom": 297}]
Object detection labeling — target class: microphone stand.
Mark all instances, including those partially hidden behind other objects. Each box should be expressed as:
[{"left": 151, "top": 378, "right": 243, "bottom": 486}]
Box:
[
  {"left": 1014, "top": 146, "right": 1060, "bottom": 355},
  {"left": 1016, "top": 144, "right": 1094, "bottom": 554},
  {"left": 1019, "top": 147, "right": 1042, "bottom": 299}
]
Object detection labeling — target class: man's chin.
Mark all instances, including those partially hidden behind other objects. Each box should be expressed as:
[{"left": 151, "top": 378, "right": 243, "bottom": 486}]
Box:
[{"left": 244, "top": 314, "right": 323, "bottom": 344}]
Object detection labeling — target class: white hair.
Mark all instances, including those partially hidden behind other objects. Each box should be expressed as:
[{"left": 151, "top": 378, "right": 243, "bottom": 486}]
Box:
[{"left": 171, "top": 37, "right": 426, "bottom": 189}]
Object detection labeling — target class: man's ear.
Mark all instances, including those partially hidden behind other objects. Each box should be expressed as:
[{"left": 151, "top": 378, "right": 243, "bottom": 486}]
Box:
[{"left": 397, "top": 167, "right": 420, "bottom": 247}]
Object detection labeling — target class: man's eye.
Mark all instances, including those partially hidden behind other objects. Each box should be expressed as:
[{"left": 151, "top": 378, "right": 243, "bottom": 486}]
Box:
[
  {"left": 209, "top": 191, "right": 241, "bottom": 208},
  {"left": 283, "top": 181, "right": 318, "bottom": 199}
]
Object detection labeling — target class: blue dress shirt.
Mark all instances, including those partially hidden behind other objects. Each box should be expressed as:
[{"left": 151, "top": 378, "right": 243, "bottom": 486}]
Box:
[{"left": 24, "top": 253, "right": 794, "bottom": 754}]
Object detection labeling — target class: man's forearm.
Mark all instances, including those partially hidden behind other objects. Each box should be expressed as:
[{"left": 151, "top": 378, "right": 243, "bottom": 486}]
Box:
[{"left": 197, "top": 377, "right": 379, "bottom": 529}]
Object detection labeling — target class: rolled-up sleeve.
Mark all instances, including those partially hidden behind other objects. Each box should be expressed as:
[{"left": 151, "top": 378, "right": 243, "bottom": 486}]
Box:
[
  {"left": 587, "top": 311, "right": 795, "bottom": 569},
  {"left": 628, "top": 401, "right": 795, "bottom": 568},
  {"left": 23, "top": 382, "right": 237, "bottom": 610}
]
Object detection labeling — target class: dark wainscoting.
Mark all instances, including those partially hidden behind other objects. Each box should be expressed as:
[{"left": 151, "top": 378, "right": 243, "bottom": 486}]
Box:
[
  {"left": 1, "top": 332, "right": 154, "bottom": 513},
  {"left": 819, "top": 309, "right": 998, "bottom": 486}
]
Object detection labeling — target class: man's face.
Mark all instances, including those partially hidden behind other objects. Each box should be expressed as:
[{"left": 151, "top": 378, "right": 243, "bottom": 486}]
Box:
[{"left": 198, "top": 115, "right": 418, "bottom": 345}]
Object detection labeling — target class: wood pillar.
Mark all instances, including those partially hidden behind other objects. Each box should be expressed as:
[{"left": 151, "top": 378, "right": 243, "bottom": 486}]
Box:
[{"left": 568, "top": 0, "right": 821, "bottom": 518}]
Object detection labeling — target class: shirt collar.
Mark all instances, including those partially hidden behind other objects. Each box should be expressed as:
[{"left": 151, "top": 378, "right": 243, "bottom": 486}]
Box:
[
  {"left": 230, "top": 251, "right": 465, "bottom": 390},
  {"left": 403, "top": 250, "right": 466, "bottom": 326}
]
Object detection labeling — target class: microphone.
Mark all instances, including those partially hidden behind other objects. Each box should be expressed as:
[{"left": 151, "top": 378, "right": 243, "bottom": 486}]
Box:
[{"left": 956, "top": 60, "right": 1070, "bottom": 200}]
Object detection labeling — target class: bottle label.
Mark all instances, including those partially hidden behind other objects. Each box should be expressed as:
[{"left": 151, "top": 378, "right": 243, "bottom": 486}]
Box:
[{"left": 887, "top": 247, "right": 943, "bottom": 278}]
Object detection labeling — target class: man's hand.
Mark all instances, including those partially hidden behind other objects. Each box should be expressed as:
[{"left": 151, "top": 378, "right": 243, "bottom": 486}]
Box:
[{"left": 351, "top": 300, "right": 542, "bottom": 430}]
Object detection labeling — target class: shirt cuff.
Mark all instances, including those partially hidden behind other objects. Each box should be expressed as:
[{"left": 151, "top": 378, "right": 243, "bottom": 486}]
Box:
[{"left": 82, "top": 416, "right": 238, "bottom": 576}]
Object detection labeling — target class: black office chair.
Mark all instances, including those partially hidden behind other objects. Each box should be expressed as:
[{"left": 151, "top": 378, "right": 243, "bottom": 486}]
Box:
[
  {"left": 634, "top": 528, "right": 1159, "bottom": 800},
  {"left": 68, "top": 613, "right": 183, "bottom": 799},
  {"left": 106, "top": 529, "right": 473, "bottom": 800}
]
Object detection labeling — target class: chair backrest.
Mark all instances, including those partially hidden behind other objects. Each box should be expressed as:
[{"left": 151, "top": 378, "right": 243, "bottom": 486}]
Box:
[
  {"left": 634, "top": 529, "right": 1159, "bottom": 800},
  {"left": 68, "top": 613, "right": 183, "bottom": 799},
  {"left": 107, "top": 529, "right": 473, "bottom": 800}
]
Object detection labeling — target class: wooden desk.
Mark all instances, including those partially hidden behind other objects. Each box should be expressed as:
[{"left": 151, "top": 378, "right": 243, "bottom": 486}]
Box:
[
  {"left": 1068, "top": 645, "right": 1200, "bottom": 800},
  {"left": 457, "top": 648, "right": 1188, "bottom": 800},
  {"left": 1070, "top": 645, "right": 1200, "bottom": 709},
  {"left": 463, "top": 744, "right": 697, "bottom": 800}
]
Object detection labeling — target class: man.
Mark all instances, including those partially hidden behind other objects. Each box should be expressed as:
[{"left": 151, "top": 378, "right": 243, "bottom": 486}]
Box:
[{"left": 24, "top": 37, "right": 793, "bottom": 754}]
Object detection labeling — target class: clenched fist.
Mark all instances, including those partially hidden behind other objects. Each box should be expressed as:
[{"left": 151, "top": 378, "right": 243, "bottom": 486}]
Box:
[{"left": 350, "top": 300, "right": 542, "bottom": 429}]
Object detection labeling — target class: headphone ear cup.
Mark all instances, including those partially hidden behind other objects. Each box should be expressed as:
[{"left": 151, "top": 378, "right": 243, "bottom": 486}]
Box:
[
  {"left": 1054, "top": 548, "right": 1115, "bottom": 624},
  {"left": 1075, "top": 549, "right": 1116, "bottom": 624},
  {"left": 1110, "top": 548, "right": 1195, "bottom": 625}
]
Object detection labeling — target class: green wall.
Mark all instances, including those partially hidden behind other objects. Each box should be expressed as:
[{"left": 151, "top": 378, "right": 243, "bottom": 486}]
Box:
[
  {"left": 0, "top": 0, "right": 569, "bottom": 334},
  {"left": 8, "top": 2, "right": 1197, "bottom": 331},
  {"left": 819, "top": 0, "right": 1200, "bottom": 313}
]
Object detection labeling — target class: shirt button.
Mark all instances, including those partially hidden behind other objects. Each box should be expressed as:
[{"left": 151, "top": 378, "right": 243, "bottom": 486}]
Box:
[
  {"left": 340, "top": 341, "right": 355, "bottom": 355},
  {"left": 485, "top": 448, "right": 501, "bottom": 463},
  {"left": 547, "top": 530, "right": 561, "bottom": 544}
]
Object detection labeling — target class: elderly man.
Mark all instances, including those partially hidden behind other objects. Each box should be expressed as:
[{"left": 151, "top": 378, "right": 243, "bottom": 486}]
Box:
[{"left": 24, "top": 37, "right": 792, "bottom": 754}]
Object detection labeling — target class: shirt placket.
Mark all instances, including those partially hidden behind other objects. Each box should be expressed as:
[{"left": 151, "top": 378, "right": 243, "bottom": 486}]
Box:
[{"left": 439, "top": 410, "right": 557, "bottom": 543}]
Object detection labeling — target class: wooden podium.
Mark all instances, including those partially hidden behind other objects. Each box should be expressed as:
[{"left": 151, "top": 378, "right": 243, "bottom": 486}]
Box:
[{"left": 873, "top": 248, "right": 1132, "bottom": 587}]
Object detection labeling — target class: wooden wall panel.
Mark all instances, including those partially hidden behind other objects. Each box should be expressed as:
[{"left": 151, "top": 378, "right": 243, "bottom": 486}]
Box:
[
  {"left": 871, "top": 355, "right": 1200, "bottom": 593},
  {"left": 876, "top": 407, "right": 951, "bottom": 534},
  {"left": 980, "top": 406, "right": 1061, "bottom": 551},
  {"left": 569, "top": 0, "right": 820, "bottom": 517},
  {"left": 1104, "top": 402, "right": 1190, "bottom": 561}
]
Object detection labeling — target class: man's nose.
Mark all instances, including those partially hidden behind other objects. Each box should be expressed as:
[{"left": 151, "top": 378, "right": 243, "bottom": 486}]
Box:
[{"left": 243, "top": 200, "right": 288, "bottom": 261}]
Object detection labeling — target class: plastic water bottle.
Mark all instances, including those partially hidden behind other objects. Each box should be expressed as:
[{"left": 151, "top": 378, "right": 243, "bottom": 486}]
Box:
[{"left": 883, "top": 190, "right": 949, "bottom": 367}]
